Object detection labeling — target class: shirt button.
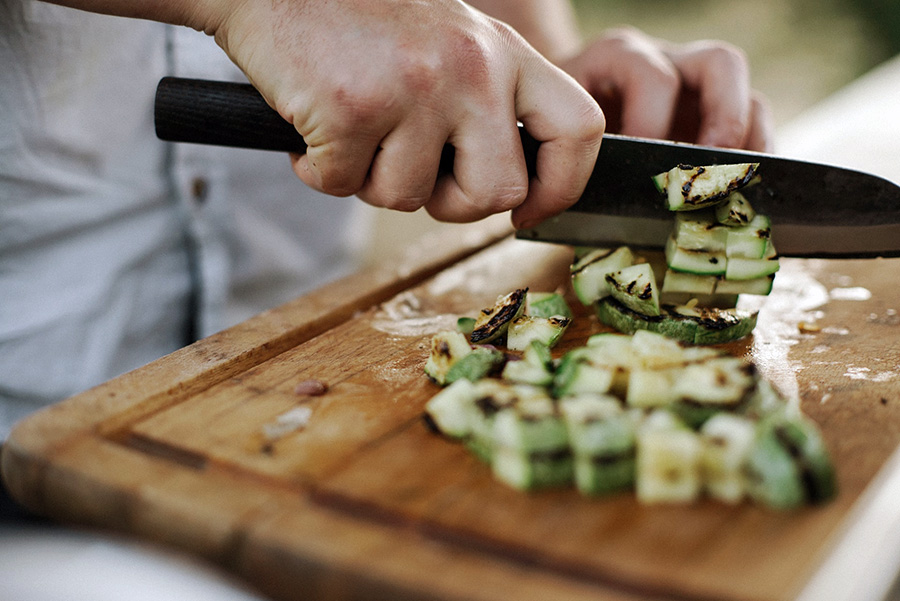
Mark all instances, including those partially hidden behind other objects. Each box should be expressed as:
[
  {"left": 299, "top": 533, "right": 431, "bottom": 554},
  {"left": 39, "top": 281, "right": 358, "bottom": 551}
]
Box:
[{"left": 190, "top": 177, "right": 208, "bottom": 204}]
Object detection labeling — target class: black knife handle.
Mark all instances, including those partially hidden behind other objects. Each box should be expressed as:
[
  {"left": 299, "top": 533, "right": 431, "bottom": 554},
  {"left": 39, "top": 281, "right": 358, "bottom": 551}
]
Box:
[
  {"left": 155, "top": 77, "right": 306, "bottom": 153},
  {"left": 154, "top": 77, "right": 539, "bottom": 176}
]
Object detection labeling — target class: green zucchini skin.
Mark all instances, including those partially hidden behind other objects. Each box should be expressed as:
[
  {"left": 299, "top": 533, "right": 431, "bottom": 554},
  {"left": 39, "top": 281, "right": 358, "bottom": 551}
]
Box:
[{"left": 595, "top": 297, "right": 758, "bottom": 345}]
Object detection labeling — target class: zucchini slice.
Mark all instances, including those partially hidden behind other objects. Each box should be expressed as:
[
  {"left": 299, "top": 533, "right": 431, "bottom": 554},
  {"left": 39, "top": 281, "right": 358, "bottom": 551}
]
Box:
[
  {"left": 636, "top": 413, "right": 703, "bottom": 504},
  {"left": 700, "top": 413, "right": 756, "bottom": 503},
  {"left": 424, "top": 330, "right": 473, "bottom": 385},
  {"left": 666, "top": 235, "right": 727, "bottom": 276},
  {"left": 423, "top": 378, "right": 479, "bottom": 439},
  {"left": 526, "top": 291, "right": 573, "bottom": 319},
  {"left": 506, "top": 315, "right": 570, "bottom": 351},
  {"left": 658, "top": 163, "right": 759, "bottom": 211},
  {"left": 444, "top": 346, "right": 506, "bottom": 384},
  {"left": 715, "top": 191, "right": 756, "bottom": 226},
  {"left": 595, "top": 297, "right": 759, "bottom": 345},
  {"left": 725, "top": 214, "right": 772, "bottom": 259},
  {"left": 560, "top": 394, "right": 637, "bottom": 496},
  {"left": 470, "top": 288, "right": 528, "bottom": 344},
  {"left": 570, "top": 246, "right": 635, "bottom": 306},
  {"left": 605, "top": 262, "right": 660, "bottom": 317},
  {"left": 502, "top": 340, "right": 554, "bottom": 386},
  {"left": 672, "top": 210, "right": 728, "bottom": 252}
]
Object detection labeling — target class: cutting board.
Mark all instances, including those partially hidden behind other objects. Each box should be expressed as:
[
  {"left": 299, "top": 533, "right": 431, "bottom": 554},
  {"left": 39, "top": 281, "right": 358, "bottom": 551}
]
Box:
[{"left": 3, "top": 216, "right": 900, "bottom": 601}]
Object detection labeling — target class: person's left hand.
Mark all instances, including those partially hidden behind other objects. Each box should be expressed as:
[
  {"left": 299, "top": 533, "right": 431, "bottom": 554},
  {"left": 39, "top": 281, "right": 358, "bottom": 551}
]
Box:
[{"left": 559, "top": 27, "right": 774, "bottom": 152}]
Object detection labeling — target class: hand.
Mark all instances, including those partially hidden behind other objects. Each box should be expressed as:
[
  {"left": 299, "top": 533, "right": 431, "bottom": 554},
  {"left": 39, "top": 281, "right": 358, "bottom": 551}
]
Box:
[
  {"left": 559, "top": 27, "right": 773, "bottom": 152},
  {"left": 205, "top": 0, "right": 604, "bottom": 227}
]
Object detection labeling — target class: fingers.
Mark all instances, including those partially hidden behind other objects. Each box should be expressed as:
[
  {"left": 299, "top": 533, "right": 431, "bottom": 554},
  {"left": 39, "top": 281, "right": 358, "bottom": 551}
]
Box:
[
  {"left": 745, "top": 91, "right": 775, "bottom": 153},
  {"left": 565, "top": 29, "right": 679, "bottom": 141},
  {"left": 663, "top": 40, "right": 752, "bottom": 149},
  {"left": 509, "top": 56, "right": 605, "bottom": 229},
  {"left": 423, "top": 117, "right": 530, "bottom": 223},
  {"left": 562, "top": 29, "right": 773, "bottom": 152}
]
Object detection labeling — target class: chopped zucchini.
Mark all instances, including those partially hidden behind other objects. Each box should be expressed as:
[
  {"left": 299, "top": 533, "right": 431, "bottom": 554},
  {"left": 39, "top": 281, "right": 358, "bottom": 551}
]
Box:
[
  {"left": 526, "top": 291, "right": 573, "bottom": 319},
  {"left": 502, "top": 340, "right": 554, "bottom": 386},
  {"left": 672, "top": 210, "right": 727, "bottom": 252},
  {"left": 605, "top": 262, "right": 660, "bottom": 317},
  {"left": 456, "top": 316, "right": 476, "bottom": 335},
  {"left": 553, "top": 348, "right": 617, "bottom": 397},
  {"left": 700, "top": 413, "right": 756, "bottom": 503},
  {"left": 560, "top": 394, "right": 636, "bottom": 495},
  {"left": 506, "top": 315, "right": 570, "bottom": 351},
  {"left": 725, "top": 214, "right": 771, "bottom": 259},
  {"left": 424, "top": 330, "right": 472, "bottom": 385},
  {"left": 595, "top": 297, "right": 758, "bottom": 345},
  {"left": 636, "top": 414, "right": 703, "bottom": 504},
  {"left": 571, "top": 246, "right": 635, "bottom": 306},
  {"left": 492, "top": 391, "right": 568, "bottom": 453},
  {"left": 715, "top": 274, "right": 775, "bottom": 296},
  {"left": 423, "top": 378, "right": 479, "bottom": 439},
  {"left": 725, "top": 256, "right": 780, "bottom": 281},
  {"left": 470, "top": 288, "right": 527, "bottom": 344},
  {"left": 444, "top": 346, "right": 506, "bottom": 384},
  {"left": 715, "top": 191, "right": 756, "bottom": 226},
  {"left": 492, "top": 447, "right": 574, "bottom": 490},
  {"left": 662, "top": 269, "right": 717, "bottom": 295},
  {"left": 665, "top": 235, "right": 727, "bottom": 276},
  {"left": 657, "top": 163, "right": 759, "bottom": 211}
]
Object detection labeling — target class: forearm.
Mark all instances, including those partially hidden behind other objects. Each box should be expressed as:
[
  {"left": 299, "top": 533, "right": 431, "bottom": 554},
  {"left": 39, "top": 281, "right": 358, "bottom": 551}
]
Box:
[
  {"left": 467, "top": 0, "right": 583, "bottom": 63},
  {"left": 38, "top": 0, "right": 216, "bottom": 32}
]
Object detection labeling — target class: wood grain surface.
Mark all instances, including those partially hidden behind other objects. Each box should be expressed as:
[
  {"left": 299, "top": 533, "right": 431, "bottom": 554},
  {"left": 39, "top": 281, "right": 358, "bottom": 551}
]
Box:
[{"left": 3, "top": 207, "right": 899, "bottom": 601}]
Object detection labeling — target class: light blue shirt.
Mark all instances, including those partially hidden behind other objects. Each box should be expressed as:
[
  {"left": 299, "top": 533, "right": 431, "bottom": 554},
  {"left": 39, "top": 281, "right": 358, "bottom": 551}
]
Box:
[{"left": 0, "top": 1, "right": 369, "bottom": 437}]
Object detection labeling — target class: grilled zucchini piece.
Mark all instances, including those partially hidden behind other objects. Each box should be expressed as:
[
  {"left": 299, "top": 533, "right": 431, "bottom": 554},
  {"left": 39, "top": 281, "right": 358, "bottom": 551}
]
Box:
[
  {"left": 666, "top": 235, "right": 727, "bottom": 276},
  {"left": 595, "top": 298, "right": 758, "bottom": 345},
  {"left": 470, "top": 288, "right": 527, "bottom": 344},
  {"left": 561, "top": 394, "right": 637, "bottom": 496},
  {"left": 636, "top": 412, "right": 703, "bottom": 504},
  {"left": 715, "top": 191, "right": 756, "bottom": 226},
  {"left": 444, "top": 346, "right": 506, "bottom": 384},
  {"left": 526, "top": 291, "right": 573, "bottom": 319},
  {"left": 744, "top": 414, "right": 837, "bottom": 509},
  {"left": 506, "top": 315, "right": 570, "bottom": 351},
  {"left": 571, "top": 246, "right": 635, "bottom": 306},
  {"left": 700, "top": 413, "right": 756, "bottom": 503},
  {"left": 424, "top": 330, "right": 472, "bottom": 385},
  {"left": 605, "top": 262, "right": 660, "bottom": 317},
  {"left": 502, "top": 340, "right": 555, "bottom": 386},
  {"left": 725, "top": 214, "right": 772, "bottom": 259},
  {"left": 657, "top": 163, "right": 759, "bottom": 211},
  {"left": 492, "top": 447, "right": 574, "bottom": 490},
  {"left": 672, "top": 210, "right": 728, "bottom": 252},
  {"left": 423, "top": 378, "right": 479, "bottom": 439},
  {"left": 553, "top": 348, "right": 617, "bottom": 397}
]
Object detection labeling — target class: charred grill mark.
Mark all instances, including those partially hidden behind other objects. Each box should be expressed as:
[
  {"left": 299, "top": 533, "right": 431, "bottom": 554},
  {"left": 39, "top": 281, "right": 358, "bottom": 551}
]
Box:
[
  {"left": 682, "top": 164, "right": 758, "bottom": 206},
  {"left": 591, "top": 448, "right": 636, "bottom": 465},
  {"left": 638, "top": 283, "right": 653, "bottom": 300},
  {"left": 572, "top": 249, "right": 614, "bottom": 275}
]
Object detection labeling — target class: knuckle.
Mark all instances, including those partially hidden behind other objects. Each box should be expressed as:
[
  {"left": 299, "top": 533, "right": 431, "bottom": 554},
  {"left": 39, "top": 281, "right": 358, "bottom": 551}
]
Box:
[
  {"left": 700, "top": 41, "right": 748, "bottom": 71},
  {"left": 484, "top": 182, "right": 528, "bottom": 212}
]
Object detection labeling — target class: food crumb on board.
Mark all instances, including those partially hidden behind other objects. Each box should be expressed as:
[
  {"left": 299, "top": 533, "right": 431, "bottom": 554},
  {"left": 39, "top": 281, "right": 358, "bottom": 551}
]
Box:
[
  {"left": 798, "top": 321, "right": 821, "bottom": 333},
  {"left": 294, "top": 379, "right": 328, "bottom": 396},
  {"left": 262, "top": 406, "right": 314, "bottom": 441}
]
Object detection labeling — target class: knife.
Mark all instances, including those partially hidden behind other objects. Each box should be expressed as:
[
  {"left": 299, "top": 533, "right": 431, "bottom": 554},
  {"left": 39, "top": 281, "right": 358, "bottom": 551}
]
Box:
[{"left": 154, "top": 77, "right": 900, "bottom": 258}]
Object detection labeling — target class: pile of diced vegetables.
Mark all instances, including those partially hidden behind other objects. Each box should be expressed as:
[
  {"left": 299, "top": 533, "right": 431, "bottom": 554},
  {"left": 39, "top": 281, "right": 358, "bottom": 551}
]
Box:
[{"left": 420, "top": 163, "right": 836, "bottom": 509}]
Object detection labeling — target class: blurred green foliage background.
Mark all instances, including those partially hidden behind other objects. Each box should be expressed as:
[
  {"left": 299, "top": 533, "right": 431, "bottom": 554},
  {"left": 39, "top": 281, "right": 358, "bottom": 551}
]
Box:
[{"left": 571, "top": 0, "right": 897, "bottom": 125}]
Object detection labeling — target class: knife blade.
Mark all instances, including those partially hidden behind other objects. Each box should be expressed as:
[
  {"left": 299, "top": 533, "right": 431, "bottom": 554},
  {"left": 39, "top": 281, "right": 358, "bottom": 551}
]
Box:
[{"left": 154, "top": 77, "right": 900, "bottom": 258}]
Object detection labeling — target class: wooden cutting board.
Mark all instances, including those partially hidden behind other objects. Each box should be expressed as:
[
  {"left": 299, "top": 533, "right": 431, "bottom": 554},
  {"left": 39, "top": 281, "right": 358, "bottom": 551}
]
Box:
[{"left": 3, "top": 217, "right": 900, "bottom": 601}]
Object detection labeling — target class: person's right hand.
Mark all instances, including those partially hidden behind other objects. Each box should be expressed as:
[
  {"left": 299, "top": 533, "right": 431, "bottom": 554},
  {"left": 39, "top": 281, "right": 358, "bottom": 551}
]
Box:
[{"left": 199, "top": 0, "right": 605, "bottom": 227}]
